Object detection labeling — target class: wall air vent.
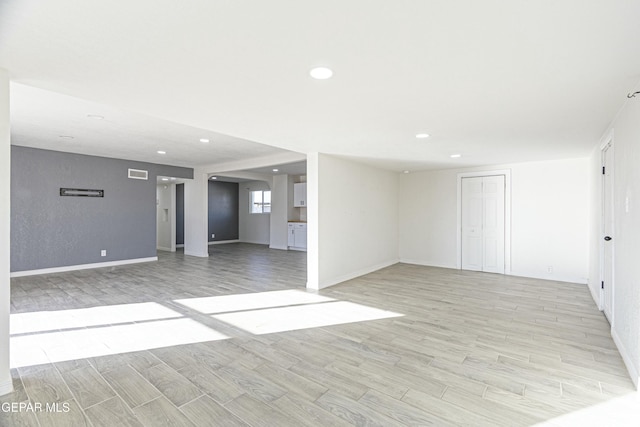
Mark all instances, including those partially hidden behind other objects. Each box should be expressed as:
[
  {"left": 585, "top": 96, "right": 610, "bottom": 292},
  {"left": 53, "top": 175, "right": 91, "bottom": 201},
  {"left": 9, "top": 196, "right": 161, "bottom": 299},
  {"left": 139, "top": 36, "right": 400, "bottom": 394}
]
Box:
[{"left": 128, "top": 168, "right": 148, "bottom": 180}]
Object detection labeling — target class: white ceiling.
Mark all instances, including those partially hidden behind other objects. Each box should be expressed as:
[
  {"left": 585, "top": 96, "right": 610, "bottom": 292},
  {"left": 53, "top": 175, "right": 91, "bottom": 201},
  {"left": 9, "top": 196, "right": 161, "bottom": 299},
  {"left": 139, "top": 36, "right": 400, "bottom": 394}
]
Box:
[
  {"left": 2, "top": 1, "right": 640, "bottom": 172},
  {"left": 9, "top": 83, "right": 291, "bottom": 167}
]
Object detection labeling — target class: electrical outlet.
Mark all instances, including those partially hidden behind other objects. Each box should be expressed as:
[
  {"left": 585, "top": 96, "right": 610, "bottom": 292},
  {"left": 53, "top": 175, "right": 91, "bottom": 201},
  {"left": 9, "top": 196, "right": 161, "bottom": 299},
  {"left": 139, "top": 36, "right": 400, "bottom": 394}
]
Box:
[
  {"left": 101, "top": 250, "right": 107, "bottom": 257},
  {"left": 547, "top": 265, "right": 553, "bottom": 274},
  {"left": 211, "top": 234, "right": 215, "bottom": 238}
]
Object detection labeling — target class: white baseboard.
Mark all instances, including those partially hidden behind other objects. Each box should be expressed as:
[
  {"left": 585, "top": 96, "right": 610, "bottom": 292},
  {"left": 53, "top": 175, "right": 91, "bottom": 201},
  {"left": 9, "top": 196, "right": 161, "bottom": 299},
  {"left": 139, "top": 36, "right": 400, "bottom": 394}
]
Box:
[
  {"left": 184, "top": 251, "right": 209, "bottom": 258},
  {"left": 612, "top": 328, "right": 640, "bottom": 390},
  {"left": 0, "top": 379, "right": 13, "bottom": 396},
  {"left": 208, "top": 240, "right": 240, "bottom": 245},
  {"left": 176, "top": 244, "right": 184, "bottom": 248},
  {"left": 400, "top": 259, "right": 588, "bottom": 285},
  {"left": 587, "top": 280, "right": 602, "bottom": 310},
  {"left": 309, "top": 259, "right": 399, "bottom": 290},
  {"left": 288, "top": 247, "right": 307, "bottom": 252},
  {"left": 238, "top": 240, "right": 269, "bottom": 245},
  {"left": 269, "top": 244, "right": 288, "bottom": 251},
  {"left": 508, "top": 269, "right": 587, "bottom": 284},
  {"left": 156, "top": 246, "right": 173, "bottom": 252},
  {"left": 10, "top": 257, "right": 158, "bottom": 278},
  {"left": 399, "top": 259, "right": 456, "bottom": 270}
]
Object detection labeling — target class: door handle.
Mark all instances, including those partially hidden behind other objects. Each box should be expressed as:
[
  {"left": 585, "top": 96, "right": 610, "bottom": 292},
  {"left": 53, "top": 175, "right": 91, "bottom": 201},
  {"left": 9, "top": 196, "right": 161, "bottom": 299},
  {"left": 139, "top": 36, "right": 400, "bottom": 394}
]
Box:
[{"left": 604, "top": 236, "right": 612, "bottom": 241}]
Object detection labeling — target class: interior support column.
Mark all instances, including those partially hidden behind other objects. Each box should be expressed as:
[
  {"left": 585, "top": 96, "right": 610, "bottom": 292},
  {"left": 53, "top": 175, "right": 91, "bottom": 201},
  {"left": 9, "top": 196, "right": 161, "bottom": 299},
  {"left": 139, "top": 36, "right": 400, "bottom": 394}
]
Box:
[
  {"left": 183, "top": 168, "right": 209, "bottom": 257},
  {"left": 306, "top": 153, "right": 320, "bottom": 290},
  {"left": 0, "top": 69, "right": 13, "bottom": 395}
]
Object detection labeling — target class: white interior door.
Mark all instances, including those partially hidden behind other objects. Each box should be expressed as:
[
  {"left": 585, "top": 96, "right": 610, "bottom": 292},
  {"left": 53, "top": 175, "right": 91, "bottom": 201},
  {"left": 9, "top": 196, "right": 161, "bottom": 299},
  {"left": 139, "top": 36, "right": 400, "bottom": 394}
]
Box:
[
  {"left": 461, "top": 177, "right": 483, "bottom": 271},
  {"left": 602, "top": 143, "right": 614, "bottom": 323},
  {"left": 461, "top": 175, "right": 505, "bottom": 274}
]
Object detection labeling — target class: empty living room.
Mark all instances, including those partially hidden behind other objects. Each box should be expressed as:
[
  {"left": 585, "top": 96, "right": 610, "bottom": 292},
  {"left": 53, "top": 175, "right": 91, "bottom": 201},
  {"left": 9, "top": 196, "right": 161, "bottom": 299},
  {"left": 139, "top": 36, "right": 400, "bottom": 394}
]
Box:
[{"left": 1, "top": 1, "right": 640, "bottom": 426}]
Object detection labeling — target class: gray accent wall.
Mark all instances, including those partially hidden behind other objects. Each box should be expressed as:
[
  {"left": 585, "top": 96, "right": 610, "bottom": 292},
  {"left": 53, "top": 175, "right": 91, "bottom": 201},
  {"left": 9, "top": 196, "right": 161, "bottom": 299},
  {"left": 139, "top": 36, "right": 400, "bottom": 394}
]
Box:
[
  {"left": 208, "top": 181, "right": 239, "bottom": 242},
  {"left": 176, "top": 183, "right": 184, "bottom": 245},
  {"left": 11, "top": 146, "right": 193, "bottom": 272}
]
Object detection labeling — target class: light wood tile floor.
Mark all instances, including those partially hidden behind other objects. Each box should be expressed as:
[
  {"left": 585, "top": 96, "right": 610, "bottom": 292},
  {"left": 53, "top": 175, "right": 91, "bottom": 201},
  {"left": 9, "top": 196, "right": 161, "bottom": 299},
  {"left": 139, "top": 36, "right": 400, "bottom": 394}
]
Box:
[{"left": 2, "top": 243, "right": 637, "bottom": 426}]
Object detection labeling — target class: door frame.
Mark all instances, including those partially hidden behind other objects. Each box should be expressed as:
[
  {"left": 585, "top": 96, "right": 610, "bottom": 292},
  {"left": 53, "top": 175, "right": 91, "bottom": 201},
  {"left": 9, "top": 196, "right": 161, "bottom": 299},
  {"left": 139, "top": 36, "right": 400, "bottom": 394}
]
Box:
[
  {"left": 456, "top": 169, "right": 511, "bottom": 274},
  {"left": 600, "top": 132, "right": 615, "bottom": 324}
]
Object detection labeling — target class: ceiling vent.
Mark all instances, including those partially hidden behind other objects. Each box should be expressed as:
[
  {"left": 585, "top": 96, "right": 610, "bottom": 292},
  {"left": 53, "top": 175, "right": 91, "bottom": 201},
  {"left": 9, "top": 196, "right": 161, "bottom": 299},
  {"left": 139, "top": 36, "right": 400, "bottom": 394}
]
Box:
[{"left": 128, "top": 168, "right": 148, "bottom": 180}]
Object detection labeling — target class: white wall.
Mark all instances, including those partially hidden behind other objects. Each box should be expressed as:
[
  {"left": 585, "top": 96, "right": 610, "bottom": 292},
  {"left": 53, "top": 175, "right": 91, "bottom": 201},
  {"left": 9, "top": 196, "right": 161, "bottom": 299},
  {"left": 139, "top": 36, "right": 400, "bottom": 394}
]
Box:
[
  {"left": 590, "top": 96, "right": 640, "bottom": 388},
  {"left": 399, "top": 157, "right": 590, "bottom": 284},
  {"left": 308, "top": 154, "right": 399, "bottom": 289},
  {"left": 0, "top": 69, "right": 12, "bottom": 395},
  {"left": 184, "top": 170, "right": 209, "bottom": 257},
  {"left": 269, "top": 175, "right": 289, "bottom": 250},
  {"left": 239, "top": 180, "right": 271, "bottom": 245}
]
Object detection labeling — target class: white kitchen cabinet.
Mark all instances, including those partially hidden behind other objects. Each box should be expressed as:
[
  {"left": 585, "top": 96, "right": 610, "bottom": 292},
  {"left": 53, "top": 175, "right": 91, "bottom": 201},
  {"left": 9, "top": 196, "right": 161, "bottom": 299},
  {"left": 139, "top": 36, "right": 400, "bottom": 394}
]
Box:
[
  {"left": 287, "top": 223, "right": 295, "bottom": 247},
  {"left": 288, "top": 222, "right": 307, "bottom": 250},
  {"left": 293, "top": 182, "right": 307, "bottom": 207}
]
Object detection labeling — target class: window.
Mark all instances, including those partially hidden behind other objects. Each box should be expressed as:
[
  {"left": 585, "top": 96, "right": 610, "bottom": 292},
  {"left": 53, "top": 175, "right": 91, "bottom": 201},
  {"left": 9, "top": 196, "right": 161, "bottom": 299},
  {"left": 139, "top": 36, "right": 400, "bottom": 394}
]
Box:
[{"left": 250, "top": 190, "right": 271, "bottom": 214}]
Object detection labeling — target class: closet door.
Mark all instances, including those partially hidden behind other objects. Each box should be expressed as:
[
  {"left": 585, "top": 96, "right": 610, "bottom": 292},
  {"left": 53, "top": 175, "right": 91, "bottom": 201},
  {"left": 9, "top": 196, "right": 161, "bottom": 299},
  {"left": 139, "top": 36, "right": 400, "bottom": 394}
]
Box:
[
  {"left": 461, "top": 177, "right": 484, "bottom": 271},
  {"left": 461, "top": 175, "right": 505, "bottom": 274}
]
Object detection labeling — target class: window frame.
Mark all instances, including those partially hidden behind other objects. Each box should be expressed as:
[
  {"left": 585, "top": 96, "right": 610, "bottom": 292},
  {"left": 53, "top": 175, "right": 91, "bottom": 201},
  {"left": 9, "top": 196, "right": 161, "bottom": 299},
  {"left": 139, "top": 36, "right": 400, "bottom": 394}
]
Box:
[{"left": 250, "top": 190, "right": 271, "bottom": 214}]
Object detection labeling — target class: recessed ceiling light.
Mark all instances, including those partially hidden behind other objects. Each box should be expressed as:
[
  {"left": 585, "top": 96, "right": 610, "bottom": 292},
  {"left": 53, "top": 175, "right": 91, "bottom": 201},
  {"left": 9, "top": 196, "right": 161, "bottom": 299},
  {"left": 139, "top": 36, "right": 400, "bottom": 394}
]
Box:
[
  {"left": 210, "top": 176, "right": 217, "bottom": 180},
  {"left": 272, "top": 169, "right": 279, "bottom": 172},
  {"left": 200, "top": 138, "right": 210, "bottom": 143},
  {"left": 450, "top": 154, "right": 462, "bottom": 158},
  {"left": 310, "top": 67, "right": 333, "bottom": 80},
  {"left": 403, "top": 170, "right": 410, "bottom": 174},
  {"left": 415, "top": 133, "right": 430, "bottom": 139},
  {"left": 58, "top": 135, "right": 74, "bottom": 139},
  {"left": 87, "top": 114, "right": 104, "bottom": 120},
  {"left": 161, "top": 178, "right": 169, "bottom": 181},
  {"left": 157, "top": 151, "right": 166, "bottom": 155}
]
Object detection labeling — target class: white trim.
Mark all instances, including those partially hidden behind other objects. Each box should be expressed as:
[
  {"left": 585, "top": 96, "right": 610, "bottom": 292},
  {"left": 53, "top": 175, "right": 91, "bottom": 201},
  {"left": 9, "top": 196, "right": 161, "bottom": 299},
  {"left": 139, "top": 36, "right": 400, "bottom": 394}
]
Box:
[
  {"left": 399, "top": 259, "right": 456, "bottom": 270},
  {"left": 288, "top": 247, "right": 307, "bottom": 252},
  {"left": 587, "top": 280, "right": 601, "bottom": 309},
  {"left": 401, "top": 259, "right": 586, "bottom": 284},
  {"left": 507, "top": 271, "right": 587, "bottom": 285},
  {"left": 456, "top": 169, "right": 512, "bottom": 274},
  {"left": 156, "top": 246, "right": 173, "bottom": 252},
  {"left": 600, "top": 138, "right": 615, "bottom": 325},
  {"left": 309, "top": 259, "right": 399, "bottom": 290},
  {"left": 269, "top": 244, "right": 288, "bottom": 250},
  {"left": 184, "top": 250, "right": 209, "bottom": 258},
  {"left": 10, "top": 257, "right": 158, "bottom": 278},
  {"left": 128, "top": 168, "right": 148, "bottom": 180},
  {"left": 236, "top": 240, "right": 268, "bottom": 245},
  {"left": 208, "top": 239, "right": 240, "bottom": 245},
  {"left": 200, "top": 151, "right": 306, "bottom": 175},
  {"left": 176, "top": 244, "right": 185, "bottom": 248},
  {"left": 0, "top": 379, "right": 13, "bottom": 396},
  {"left": 612, "top": 328, "right": 640, "bottom": 390},
  {"left": 599, "top": 128, "right": 615, "bottom": 150}
]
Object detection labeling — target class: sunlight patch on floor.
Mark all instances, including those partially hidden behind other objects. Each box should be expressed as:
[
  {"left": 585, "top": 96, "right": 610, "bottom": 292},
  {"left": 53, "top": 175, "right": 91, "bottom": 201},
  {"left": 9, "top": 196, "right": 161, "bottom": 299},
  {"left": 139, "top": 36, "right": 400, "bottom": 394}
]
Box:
[
  {"left": 11, "top": 291, "right": 403, "bottom": 369},
  {"left": 10, "top": 302, "right": 182, "bottom": 335},
  {"left": 10, "top": 318, "right": 228, "bottom": 368},
  {"left": 212, "top": 301, "right": 403, "bottom": 335},
  {"left": 175, "top": 289, "right": 335, "bottom": 314},
  {"left": 534, "top": 391, "right": 640, "bottom": 426}
]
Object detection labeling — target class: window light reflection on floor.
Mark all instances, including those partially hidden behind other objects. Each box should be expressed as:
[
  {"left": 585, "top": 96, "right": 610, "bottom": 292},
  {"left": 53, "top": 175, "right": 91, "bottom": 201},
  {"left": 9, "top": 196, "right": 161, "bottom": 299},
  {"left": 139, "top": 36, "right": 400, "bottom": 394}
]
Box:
[
  {"left": 10, "top": 318, "right": 229, "bottom": 368},
  {"left": 212, "top": 301, "right": 403, "bottom": 335},
  {"left": 10, "top": 290, "right": 404, "bottom": 369},
  {"left": 534, "top": 391, "right": 640, "bottom": 426},
  {"left": 10, "top": 302, "right": 183, "bottom": 335},
  {"left": 175, "top": 289, "right": 335, "bottom": 314}
]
